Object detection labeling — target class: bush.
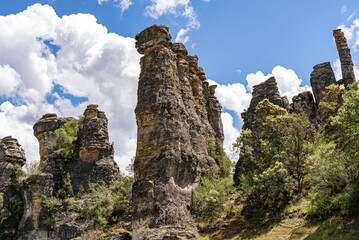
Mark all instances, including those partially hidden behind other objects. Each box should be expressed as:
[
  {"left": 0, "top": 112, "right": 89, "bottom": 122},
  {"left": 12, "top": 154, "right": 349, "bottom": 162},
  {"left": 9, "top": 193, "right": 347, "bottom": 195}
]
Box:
[
  {"left": 72, "top": 176, "right": 134, "bottom": 230},
  {"left": 0, "top": 193, "right": 10, "bottom": 225},
  {"left": 50, "top": 120, "right": 80, "bottom": 160},
  {"left": 192, "top": 176, "right": 233, "bottom": 222},
  {"left": 207, "top": 138, "right": 232, "bottom": 178},
  {"left": 242, "top": 162, "right": 294, "bottom": 219}
]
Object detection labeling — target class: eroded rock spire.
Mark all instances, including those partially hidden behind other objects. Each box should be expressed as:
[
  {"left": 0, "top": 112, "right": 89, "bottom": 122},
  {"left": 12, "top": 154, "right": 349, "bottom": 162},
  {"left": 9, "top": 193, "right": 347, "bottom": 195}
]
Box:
[
  {"left": 133, "top": 25, "right": 224, "bottom": 239},
  {"left": 333, "top": 29, "right": 356, "bottom": 87}
]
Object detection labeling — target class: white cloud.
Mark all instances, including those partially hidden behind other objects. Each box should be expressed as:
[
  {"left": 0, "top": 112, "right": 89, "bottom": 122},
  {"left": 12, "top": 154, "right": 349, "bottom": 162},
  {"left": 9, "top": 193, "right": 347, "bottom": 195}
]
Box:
[
  {"left": 0, "top": 4, "right": 140, "bottom": 173},
  {"left": 118, "top": 0, "right": 133, "bottom": 13},
  {"left": 0, "top": 65, "right": 21, "bottom": 97},
  {"left": 175, "top": 28, "right": 190, "bottom": 43},
  {"left": 337, "top": 18, "right": 359, "bottom": 51},
  {"left": 203, "top": 0, "right": 211, "bottom": 2},
  {"left": 341, "top": 5, "right": 347, "bottom": 14},
  {"left": 207, "top": 80, "right": 251, "bottom": 119},
  {"left": 221, "top": 112, "right": 240, "bottom": 160},
  {"left": 98, "top": 0, "right": 133, "bottom": 13},
  {"left": 347, "top": 13, "right": 356, "bottom": 22},
  {"left": 246, "top": 65, "right": 308, "bottom": 102},
  {"left": 144, "top": 0, "right": 200, "bottom": 40}
]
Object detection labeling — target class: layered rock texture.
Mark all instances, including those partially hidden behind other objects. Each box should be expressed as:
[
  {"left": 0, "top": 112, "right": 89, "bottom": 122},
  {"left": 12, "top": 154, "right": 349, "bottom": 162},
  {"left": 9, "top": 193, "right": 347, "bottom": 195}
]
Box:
[
  {"left": 310, "top": 62, "right": 336, "bottom": 105},
  {"left": 241, "top": 77, "right": 289, "bottom": 131},
  {"left": 0, "top": 137, "right": 26, "bottom": 239},
  {"left": 333, "top": 29, "right": 356, "bottom": 87},
  {"left": 133, "top": 25, "right": 224, "bottom": 239},
  {"left": 0, "top": 105, "right": 123, "bottom": 240},
  {"left": 288, "top": 91, "right": 318, "bottom": 126}
]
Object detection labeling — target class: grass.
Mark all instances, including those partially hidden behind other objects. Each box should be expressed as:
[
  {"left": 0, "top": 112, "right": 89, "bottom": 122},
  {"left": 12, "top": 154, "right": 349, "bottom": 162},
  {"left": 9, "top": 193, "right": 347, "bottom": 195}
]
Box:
[{"left": 199, "top": 197, "right": 359, "bottom": 240}]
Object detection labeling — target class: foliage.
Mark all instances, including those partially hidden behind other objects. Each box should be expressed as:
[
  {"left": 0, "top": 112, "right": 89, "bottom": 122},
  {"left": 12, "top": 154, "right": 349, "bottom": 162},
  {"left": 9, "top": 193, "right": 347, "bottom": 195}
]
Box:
[
  {"left": 56, "top": 172, "right": 74, "bottom": 199},
  {"left": 319, "top": 84, "right": 345, "bottom": 123},
  {"left": 192, "top": 176, "right": 233, "bottom": 221},
  {"left": 241, "top": 161, "right": 294, "bottom": 218},
  {"left": 72, "top": 176, "right": 134, "bottom": 230},
  {"left": 24, "top": 160, "right": 40, "bottom": 176},
  {"left": 51, "top": 120, "right": 80, "bottom": 160},
  {"left": 207, "top": 138, "right": 232, "bottom": 178},
  {"left": 307, "top": 83, "right": 359, "bottom": 219},
  {"left": 0, "top": 193, "right": 10, "bottom": 226},
  {"left": 233, "top": 99, "right": 314, "bottom": 218},
  {"left": 325, "top": 83, "right": 359, "bottom": 158}
]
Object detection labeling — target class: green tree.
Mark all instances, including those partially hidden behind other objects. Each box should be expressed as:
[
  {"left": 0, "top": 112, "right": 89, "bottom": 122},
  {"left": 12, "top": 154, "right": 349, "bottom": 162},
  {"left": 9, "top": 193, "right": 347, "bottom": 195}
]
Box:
[
  {"left": 234, "top": 99, "right": 314, "bottom": 218},
  {"left": 51, "top": 120, "right": 80, "bottom": 160}
]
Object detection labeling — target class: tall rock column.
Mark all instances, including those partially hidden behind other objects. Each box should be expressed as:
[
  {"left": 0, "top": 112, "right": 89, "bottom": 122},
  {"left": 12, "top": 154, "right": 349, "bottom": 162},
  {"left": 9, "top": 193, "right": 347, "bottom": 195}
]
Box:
[
  {"left": 133, "top": 25, "right": 223, "bottom": 239},
  {"left": 0, "top": 136, "right": 26, "bottom": 238},
  {"left": 333, "top": 29, "right": 356, "bottom": 87},
  {"left": 69, "top": 104, "right": 119, "bottom": 193}
]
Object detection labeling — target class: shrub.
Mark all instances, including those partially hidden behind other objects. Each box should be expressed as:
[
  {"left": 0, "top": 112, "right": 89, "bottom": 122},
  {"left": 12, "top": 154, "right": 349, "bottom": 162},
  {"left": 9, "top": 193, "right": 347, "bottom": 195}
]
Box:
[
  {"left": 207, "top": 138, "right": 232, "bottom": 178},
  {"left": 51, "top": 120, "right": 80, "bottom": 160},
  {"left": 241, "top": 162, "right": 294, "bottom": 219},
  {"left": 192, "top": 176, "right": 233, "bottom": 221}
]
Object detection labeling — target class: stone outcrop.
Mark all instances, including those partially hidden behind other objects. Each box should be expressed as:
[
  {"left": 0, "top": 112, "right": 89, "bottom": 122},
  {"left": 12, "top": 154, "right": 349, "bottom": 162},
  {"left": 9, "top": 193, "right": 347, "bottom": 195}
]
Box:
[
  {"left": 288, "top": 91, "right": 319, "bottom": 126},
  {"left": 241, "top": 77, "right": 289, "bottom": 131},
  {"left": 15, "top": 105, "right": 121, "bottom": 239},
  {"left": 333, "top": 29, "right": 356, "bottom": 87},
  {"left": 0, "top": 136, "right": 26, "bottom": 239},
  {"left": 310, "top": 62, "right": 336, "bottom": 106},
  {"left": 133, "top": 25, "right": 224, "bottom": 239},
  {"left": 33, "top": 113, "right": 75, "bottom": 162},
  {"left": 69, "top": 104, "right": 119, "bottom": 193}
]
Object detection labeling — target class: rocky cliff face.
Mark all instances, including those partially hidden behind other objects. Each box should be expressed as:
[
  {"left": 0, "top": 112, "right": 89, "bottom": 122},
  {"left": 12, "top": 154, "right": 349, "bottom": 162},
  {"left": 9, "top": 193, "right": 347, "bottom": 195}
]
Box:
[
  {"left": 241, "top": 77, "right": 289, "bottom": 131},
  {"left": 133, "top": 25, "right": 224, "bottom": 239},
  {"left": 0, "top": 137, "right": 26, "bottom": 239}
]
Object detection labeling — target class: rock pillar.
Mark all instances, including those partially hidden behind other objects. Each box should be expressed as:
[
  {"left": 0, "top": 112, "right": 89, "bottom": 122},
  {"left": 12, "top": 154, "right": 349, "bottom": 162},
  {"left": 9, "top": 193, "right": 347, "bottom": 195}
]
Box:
[
  {"left": 133, "top": 25, "right": 223, "bottom": 239},
  {"left": 310, "top": 62, "right": 336, "bottom": 105},
  {"left": 333, "top": 29, "right": 356, "bottom": 87}
]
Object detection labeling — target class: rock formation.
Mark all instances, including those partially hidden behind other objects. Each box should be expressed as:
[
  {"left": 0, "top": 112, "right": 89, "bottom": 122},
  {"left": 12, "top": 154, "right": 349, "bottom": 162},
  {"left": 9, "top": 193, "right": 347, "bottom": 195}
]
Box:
[
  {"left": 288, "top": 91, "right": 319, "bottom": 126},
  {"left": 133, "top": 25, "right": 224, "bottom": 239},
  {"left": 333, "top": 29, "right": 356, "bottom": 87},
  {"left": 0, "top": 137, "right": 26, "bottom": 239},
  {"left": 14, "top": 105, "right": 121, "bottom": 239},
  {"left": 241, "top": 77, "right": 289, "bottom": 131},
  {"left": 310, "top": 62, "right": 336, "bottom": 106},
  {"left": 33, "top": 113, "right": 75, "bottom": 162},
  {"left": 69, "top": 104, "right": 119, "bottom": 193}
]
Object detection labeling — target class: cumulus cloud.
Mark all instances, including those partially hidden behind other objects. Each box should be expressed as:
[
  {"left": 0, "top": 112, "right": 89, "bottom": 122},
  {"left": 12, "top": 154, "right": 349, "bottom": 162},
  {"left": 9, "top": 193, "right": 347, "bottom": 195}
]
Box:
[
  {"left": 338, "top": 19, "right": 359, "bottom": 51},
  {"left": 0, "top": 65, "right": 21, "bottom": 97},
  {"left": 207, "top": 79, "right": 251, "bottom": 119},
  {"left": 0, "top": 4, "right": 140, "bottom": 172},
  {"left": 246, "top": 65, "right": 309, "bottom": 101},
  {"left": 221, "top": 112, "right": 240, "bottom": 160}
]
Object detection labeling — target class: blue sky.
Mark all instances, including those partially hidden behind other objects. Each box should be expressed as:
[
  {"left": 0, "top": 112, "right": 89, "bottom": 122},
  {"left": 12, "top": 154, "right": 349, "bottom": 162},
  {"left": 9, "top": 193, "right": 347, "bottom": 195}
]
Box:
[{"left": 0, "top": 0, "right": 358, "bottom": 172}]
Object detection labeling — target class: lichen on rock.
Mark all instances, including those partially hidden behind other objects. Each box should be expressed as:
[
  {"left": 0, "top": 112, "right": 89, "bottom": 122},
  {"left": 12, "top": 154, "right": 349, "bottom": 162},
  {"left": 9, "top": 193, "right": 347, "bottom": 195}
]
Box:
[{"left": 132, "top": 24, "right": 224, "bottom": 239}]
